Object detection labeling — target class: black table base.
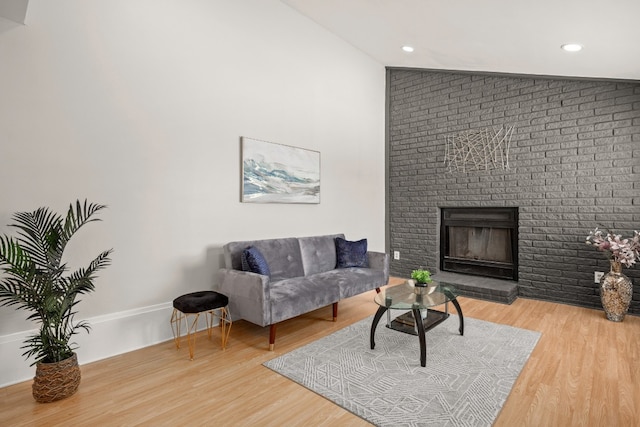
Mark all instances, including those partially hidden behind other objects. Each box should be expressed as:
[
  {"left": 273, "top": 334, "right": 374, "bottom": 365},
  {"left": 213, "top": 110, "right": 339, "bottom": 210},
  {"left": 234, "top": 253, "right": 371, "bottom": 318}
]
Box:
[{"left": 370, "top": 298, "right": 464, "bottom": 367}]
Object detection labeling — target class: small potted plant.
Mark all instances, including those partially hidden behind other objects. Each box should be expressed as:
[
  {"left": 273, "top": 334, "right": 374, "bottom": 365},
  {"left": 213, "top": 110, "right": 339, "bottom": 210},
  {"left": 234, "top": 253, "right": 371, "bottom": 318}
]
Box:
[
  {"left": 410, "top": 269, "right": 437, "bottom": 295},
  {"left": 411, "top": 269, "right": 433, "bottom": 286},
  {"left": 0, "top": 200, "right": 112, "bottom": 402}
]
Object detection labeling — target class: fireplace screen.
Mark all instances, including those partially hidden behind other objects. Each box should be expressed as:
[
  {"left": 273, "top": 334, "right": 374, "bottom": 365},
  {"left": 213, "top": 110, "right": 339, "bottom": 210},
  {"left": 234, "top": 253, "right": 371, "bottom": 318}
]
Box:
[
  {"left": 448, "top": 227, "right": 513, "bottom": 263},
  {"left": 440, "top": 208, "right": 518, "bottom": 280}
]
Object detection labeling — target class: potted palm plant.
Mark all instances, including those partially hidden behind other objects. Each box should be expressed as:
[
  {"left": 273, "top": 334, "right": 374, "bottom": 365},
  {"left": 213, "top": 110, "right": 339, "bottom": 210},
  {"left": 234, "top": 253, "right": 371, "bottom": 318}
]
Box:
[{"left": 0, "top": 200, "right": 112, "bottom": 402}]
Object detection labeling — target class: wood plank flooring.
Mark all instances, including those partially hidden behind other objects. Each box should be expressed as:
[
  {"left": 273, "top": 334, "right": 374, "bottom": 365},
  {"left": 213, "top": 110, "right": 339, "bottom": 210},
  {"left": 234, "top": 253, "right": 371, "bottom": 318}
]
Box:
[{"left": 1, "top": 277, "right": 639, "bottom": 426}]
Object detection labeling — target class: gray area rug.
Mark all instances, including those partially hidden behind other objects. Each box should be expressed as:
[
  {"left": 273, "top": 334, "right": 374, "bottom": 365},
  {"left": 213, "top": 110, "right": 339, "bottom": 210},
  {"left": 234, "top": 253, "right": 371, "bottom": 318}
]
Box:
[{"left": 264, "top": 314, "right": 540, "bottom": 427}]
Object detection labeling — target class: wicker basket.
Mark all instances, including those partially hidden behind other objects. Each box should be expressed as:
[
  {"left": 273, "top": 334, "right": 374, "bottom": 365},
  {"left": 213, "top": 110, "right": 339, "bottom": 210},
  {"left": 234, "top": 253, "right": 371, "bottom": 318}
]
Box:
[{"left": 32, "top": 353, "right": 81, "bottom": 403}]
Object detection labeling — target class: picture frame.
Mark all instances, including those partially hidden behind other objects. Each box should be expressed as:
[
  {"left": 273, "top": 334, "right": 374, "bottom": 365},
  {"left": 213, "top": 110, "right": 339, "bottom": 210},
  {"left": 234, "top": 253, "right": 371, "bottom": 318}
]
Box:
[{"left": 241, "top": 137, "right": 320, "bottom": 204}]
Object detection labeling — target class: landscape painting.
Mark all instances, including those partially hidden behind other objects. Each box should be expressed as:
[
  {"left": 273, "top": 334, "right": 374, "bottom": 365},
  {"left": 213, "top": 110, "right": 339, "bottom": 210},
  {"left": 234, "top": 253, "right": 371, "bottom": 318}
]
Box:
[{"left": 241, "top": 137, "right": 320, "bottom": 204}]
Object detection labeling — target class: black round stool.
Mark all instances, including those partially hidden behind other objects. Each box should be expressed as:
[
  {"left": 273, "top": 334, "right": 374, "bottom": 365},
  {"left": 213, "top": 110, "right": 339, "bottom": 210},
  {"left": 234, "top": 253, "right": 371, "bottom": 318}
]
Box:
[{"left": 170, "top": 291, "right": 232, "bottom": 360}]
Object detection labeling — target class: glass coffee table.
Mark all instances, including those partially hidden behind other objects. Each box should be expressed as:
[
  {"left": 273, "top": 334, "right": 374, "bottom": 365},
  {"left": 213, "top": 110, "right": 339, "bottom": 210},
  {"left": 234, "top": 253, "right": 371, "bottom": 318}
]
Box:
[{"left": 370, "top": 281, "right": 464, "bottom": 367}]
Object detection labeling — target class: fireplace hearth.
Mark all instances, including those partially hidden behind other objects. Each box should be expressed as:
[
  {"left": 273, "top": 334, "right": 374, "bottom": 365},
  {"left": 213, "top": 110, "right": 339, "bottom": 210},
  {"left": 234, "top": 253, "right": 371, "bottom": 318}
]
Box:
[{"left": 440, "top": 207, "right": 518, "bottom": 280}]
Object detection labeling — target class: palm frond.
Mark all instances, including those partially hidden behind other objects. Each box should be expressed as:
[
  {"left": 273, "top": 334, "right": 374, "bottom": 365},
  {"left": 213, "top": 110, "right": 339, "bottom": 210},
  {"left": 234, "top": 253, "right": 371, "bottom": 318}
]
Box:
[
  {"left": 63, "top": 200, "right": 107, "bottom": 241},
  {"left": 64, "top": 250, "right": 113, "bottom": 296},
  {"left": 0, "top": 276, "right": 42, "bottom": 311},
  {"left": 12, "top": 208, "right": 64, "bottom": 270},
  {"left": 0, "top": 236, "right": 31, "bottom": 271}
]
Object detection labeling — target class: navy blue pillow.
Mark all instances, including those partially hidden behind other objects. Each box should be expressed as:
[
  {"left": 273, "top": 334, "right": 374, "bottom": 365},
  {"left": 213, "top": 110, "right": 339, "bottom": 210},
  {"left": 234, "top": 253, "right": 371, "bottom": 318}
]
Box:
[
  {"left": 335, "top": 237, "right": 368, "bottom": 268},
  {"left": 241, "top": 246, "right": 271, "bottom": 276}
]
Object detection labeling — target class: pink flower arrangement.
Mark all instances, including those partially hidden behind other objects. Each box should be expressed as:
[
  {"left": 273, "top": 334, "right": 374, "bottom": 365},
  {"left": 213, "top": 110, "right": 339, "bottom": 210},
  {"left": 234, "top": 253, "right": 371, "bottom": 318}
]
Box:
[{"left": 586, "top": 228, "right": 640, "bottom": 267}]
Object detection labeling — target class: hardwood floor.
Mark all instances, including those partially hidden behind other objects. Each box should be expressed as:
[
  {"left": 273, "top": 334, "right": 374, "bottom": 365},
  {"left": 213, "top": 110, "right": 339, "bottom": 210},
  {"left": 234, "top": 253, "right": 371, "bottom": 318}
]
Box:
[{"left": 2, "top": 277, "right": 639, "bottom": 426}]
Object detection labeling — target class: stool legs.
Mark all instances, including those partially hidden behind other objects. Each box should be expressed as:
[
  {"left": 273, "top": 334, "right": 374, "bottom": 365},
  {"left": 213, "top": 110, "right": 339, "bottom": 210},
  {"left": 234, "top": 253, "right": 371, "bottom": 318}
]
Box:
[
  {"left": 216, "top": 306, "right": 232, "bottom": 349},
  {"left": 171, "top": 307, "right": 232, "bottom": 360},
  {"left": 170, "top": 308, "right": 183, "bottom": 350},
  {"left": 171, "top": 309, "right": 201, "bottom": 360}
]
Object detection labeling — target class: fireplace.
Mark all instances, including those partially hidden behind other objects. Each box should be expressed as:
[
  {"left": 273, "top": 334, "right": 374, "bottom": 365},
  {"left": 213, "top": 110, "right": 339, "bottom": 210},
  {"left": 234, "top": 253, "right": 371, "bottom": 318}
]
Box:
[{"left": 440, "top": 207, "right": 518, "bottom": 280}]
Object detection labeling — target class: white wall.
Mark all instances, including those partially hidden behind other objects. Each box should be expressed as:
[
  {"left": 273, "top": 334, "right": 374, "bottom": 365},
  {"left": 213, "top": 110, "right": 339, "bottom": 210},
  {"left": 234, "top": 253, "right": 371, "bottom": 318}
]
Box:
[{"left": 0, "top": 0, "right": 386, "bottom": 386}]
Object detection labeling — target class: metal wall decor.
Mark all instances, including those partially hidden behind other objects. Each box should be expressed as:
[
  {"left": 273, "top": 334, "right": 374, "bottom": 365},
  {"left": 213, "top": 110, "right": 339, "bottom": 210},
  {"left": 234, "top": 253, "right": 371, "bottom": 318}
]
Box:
[{"left": 444, "top": 126, "right": 514, "bottom": 173}]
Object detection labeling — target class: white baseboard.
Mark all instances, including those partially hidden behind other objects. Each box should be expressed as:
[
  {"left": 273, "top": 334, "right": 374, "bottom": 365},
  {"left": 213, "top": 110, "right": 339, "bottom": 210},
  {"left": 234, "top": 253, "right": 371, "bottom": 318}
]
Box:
[{"left": 0, "top": 302, "right": 210, "bottom": 388}]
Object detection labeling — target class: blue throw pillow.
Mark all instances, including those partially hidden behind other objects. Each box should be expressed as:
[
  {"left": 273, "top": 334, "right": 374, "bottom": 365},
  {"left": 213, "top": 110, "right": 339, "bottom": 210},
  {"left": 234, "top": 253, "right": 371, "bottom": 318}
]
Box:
[
  {"left": 241, "top": 246, "right": 271, "bottom": 276},
  {"left": 335, "top": 237, "right": 368, "bottom": 268}
]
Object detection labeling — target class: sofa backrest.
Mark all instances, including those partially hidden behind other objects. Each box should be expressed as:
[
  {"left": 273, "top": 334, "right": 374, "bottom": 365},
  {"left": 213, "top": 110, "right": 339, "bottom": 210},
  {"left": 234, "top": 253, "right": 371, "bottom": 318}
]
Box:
[
  {"left": 298, "top": 234, "right": 344, "bottom": 276},
  {"left": 223, "top": 234, "right": 346, "bottom": 281},
  {"left": 223, "top": 237, "right": 305, "bottom": 282}
]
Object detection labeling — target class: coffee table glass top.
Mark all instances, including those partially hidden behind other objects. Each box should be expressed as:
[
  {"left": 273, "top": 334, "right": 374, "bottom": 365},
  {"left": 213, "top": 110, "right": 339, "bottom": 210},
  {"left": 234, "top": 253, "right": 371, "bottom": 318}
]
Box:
[{"left": 374, "top": 280, "right": 458, "bottom": 310}]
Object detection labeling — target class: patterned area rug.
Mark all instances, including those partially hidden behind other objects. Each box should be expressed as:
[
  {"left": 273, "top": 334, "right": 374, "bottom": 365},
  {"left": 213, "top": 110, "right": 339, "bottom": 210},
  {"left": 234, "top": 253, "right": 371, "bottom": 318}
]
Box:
[{"left": 264, "top": 314, "right": 540, "bottom": 427}]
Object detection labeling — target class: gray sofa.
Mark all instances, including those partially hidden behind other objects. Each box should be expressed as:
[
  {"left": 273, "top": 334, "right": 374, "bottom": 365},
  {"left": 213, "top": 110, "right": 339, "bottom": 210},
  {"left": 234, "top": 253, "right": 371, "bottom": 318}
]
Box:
[{"left": 216, "top": 234, "right": 389, "bottom": 350}]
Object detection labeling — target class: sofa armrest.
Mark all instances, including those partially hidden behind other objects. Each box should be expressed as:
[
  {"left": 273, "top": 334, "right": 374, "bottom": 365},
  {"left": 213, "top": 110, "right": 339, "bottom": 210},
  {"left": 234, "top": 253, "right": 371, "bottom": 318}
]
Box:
[
  {"left": 368, "top": 251, "right": 390, "bottom": 284},
  {"left": 216, "top": 268, "right": 271, "bottom": 327}
]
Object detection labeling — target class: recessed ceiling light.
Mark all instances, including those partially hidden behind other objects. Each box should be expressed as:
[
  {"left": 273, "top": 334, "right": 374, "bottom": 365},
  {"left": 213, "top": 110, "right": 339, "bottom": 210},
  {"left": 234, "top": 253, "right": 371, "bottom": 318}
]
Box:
[
  {"left": 561, "top": 43, "right": 583, "bottom": 52},
  {"left": 402, "top": 46, "right": 414, "bottom": 53}
]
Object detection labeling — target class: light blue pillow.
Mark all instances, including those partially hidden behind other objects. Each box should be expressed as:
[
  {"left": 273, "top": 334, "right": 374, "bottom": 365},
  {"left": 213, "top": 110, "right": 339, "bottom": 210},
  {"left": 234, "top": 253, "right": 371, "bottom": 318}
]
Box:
[
  {"left": 241, "top": 246, "right": 271, "bottom": 276},
  {"left": 335, "top": 237, "right": 368, "bottom": 268}
]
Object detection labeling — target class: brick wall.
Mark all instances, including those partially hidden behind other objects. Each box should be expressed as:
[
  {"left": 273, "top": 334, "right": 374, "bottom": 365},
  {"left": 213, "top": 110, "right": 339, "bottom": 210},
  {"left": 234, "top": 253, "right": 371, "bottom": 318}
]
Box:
[{"left": 387, "top": 68, "right": 640, "bottom": 314}]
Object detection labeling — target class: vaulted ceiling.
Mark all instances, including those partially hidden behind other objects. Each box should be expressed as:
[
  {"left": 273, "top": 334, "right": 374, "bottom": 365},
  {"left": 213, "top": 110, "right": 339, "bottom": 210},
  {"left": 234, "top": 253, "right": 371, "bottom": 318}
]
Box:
[
  {"left": 0, "top": 0, "right": 29, "bottom": 24},
  {"left": 281, "top": 0, "right": 640, "bottom": 80}
]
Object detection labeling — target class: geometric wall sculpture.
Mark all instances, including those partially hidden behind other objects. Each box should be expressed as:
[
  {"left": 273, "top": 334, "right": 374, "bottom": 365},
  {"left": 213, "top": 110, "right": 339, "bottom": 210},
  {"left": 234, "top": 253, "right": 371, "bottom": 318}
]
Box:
[{"left": 444, "top": 126, "right": 514, "bottom": 172}]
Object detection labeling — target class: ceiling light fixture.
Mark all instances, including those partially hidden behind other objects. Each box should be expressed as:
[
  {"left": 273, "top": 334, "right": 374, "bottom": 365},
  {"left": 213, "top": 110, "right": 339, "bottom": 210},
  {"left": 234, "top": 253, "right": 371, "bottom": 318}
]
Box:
[
  {"left": 561, "top": 43, "right": 583, "bottom": 52},
  {"left": 402, "top": 46, "right": 414, "bottom": 53}
]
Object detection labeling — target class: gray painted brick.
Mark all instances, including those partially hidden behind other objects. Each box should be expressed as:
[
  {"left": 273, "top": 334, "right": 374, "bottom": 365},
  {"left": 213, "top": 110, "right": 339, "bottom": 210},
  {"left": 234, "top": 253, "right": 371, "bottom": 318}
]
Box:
[{"left": 387, "top": 68, "right": 640, "bottom": 313}]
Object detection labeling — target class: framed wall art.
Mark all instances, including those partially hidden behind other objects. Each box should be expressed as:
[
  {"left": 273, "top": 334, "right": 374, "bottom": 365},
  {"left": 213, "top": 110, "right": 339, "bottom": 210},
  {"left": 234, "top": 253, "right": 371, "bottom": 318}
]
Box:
[{"left": 241, "top": 137, "right": 320, "bottom": 204}]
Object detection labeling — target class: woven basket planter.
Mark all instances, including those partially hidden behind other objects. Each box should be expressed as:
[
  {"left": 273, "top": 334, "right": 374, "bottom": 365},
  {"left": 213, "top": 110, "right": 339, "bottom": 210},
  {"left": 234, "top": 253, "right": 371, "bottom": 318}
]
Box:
[{"left": 32, "top": 353, "right": 81, "bottom": 403}]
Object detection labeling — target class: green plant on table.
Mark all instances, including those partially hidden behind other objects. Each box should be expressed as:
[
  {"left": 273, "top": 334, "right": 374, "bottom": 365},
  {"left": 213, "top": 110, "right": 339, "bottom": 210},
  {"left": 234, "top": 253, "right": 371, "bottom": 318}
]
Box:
[
  {"left": 0, "top": 200, "right": 112, "bottom": 365},
  {"left": 411, "top": 269, "right": 433, "bottom": 284}
]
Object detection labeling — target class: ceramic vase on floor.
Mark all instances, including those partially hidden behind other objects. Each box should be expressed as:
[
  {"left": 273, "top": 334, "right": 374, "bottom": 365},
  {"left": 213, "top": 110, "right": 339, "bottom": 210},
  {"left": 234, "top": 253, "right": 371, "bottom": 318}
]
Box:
[{"left": 600, "top": 260, "right": 633, "bottom": 322}]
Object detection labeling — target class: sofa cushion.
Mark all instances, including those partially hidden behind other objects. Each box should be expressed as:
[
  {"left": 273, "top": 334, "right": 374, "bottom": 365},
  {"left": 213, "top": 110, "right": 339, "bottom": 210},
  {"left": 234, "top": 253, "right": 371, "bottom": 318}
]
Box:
[
  {"left": 335, "top": 237, "right": 369, "bottom": 268},
  {"left": 299, "top": 234, "right": 344, "bottom": 276},
  {"left": 224, "top": 238, "right": 304, "bottom": 281},
  {"left": 241, "top": 246, "right": 271, "bottom": 276},
  {"left": 256, "top": 238, "right": 304, "bottom": 281},
  {"left": 309, "top": 268, "right": 387, "bottom": 299},
  {"left": 269, "top": 277, "right": 340, "bottom": 324}
]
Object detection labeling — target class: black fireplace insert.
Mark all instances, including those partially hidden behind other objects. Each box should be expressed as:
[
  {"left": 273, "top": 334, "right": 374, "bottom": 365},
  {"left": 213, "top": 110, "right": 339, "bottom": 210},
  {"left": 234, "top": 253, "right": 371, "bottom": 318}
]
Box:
[{"left": 440, "top": 207, "right": 518, "bottom": 280}]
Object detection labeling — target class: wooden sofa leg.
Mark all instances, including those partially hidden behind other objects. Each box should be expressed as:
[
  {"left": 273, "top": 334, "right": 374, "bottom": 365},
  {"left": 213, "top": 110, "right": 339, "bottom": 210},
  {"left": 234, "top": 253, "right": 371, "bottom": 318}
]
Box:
[
  {"left": 333, "top": 302, "right": 338, "bottom": 321},
  {"left": 269, "top": 324, "right": 276, "bottom": 351}
]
